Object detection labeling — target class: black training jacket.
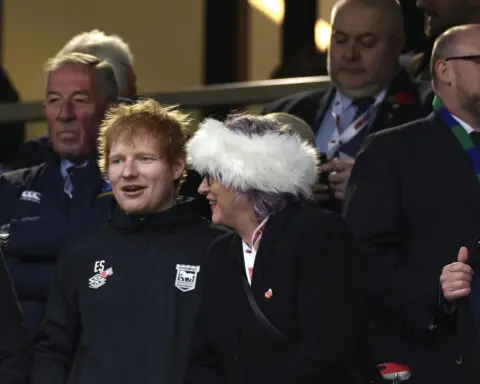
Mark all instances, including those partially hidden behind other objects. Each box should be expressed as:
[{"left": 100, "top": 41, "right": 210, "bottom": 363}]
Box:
[{"left": 31, "top": 200, "right": 224, "bottom": 384}]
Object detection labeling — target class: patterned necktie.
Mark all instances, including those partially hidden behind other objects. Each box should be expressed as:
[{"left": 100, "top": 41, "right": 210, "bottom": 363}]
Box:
[
  {"left": 64, "top": 166, "right": 88, "bottom": 198},
  {"left": 64, "top": 166, "right": 75, "bottom": 197},
  {"left": 352, "top": 97, "right": 375, "bottom": 120},
  {"left": 339, "top": 97, "right": 375, "bottom": 158}
]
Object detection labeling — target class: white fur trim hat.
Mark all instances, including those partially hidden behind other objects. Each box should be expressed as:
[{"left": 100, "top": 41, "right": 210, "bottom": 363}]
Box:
[{"left": 186, "top": 117, "right": 318, "bottom": 198}]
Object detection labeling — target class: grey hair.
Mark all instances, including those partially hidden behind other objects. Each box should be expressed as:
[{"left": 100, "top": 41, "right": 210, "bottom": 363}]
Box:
[
  {"left": 44, "top": 52, "right": 118, "bottom": 103},
  {"left": 56, "top": 29, "right": 133, "bottom": 97},
  {"left": 331, "top": 0, "right": 404, "bottom": 37},
  {"left": 266, "top": 112, "right": 316, "bottom": 147},
  {"left": 225, "top": 113, "right": 295, "bottom": 137},
  {"left": 225, "top": 113, "right": 304, "bottom": 220}
]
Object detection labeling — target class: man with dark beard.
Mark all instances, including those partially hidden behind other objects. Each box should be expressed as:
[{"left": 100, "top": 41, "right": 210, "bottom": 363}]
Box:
[
  {"left": 411, "top": 0, "right": 480, "bottom": 81},
  {"left": 344, "top": 24, "right": 480, "bottom": 384}
]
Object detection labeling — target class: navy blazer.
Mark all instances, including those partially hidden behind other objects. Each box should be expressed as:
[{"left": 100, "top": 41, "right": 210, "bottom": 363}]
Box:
[
  {"left": 344, "top": 113, "right": 480, "bottom": 383},
  {"left": 262, "top": 70, "right": 427, "bottom": 137},
  {"left": 262, "top": 70, "right": 428, "bottom": 213},
  {"left": 0, "top": 147, "right": 114, "bottom": 331}
]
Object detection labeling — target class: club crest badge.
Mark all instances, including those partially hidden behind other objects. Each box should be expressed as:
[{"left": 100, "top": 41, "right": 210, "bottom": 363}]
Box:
[
  {"left": 89, "top": 260, "right": 113, "bottom": 289},
  {"left": 20, "top": 190, "right": 42, "bottom": 204},
  {"left": 175, "top": 264, "right": 200, "bottom": 292}
]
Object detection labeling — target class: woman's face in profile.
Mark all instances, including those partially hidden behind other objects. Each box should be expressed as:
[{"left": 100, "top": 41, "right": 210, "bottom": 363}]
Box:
[{"left": 198, "top": 175, "right": 244, "bottom": 228}]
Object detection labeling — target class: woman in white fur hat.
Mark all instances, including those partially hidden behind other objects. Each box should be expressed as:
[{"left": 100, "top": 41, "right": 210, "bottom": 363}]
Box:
[{"left": 184, "top": 113, "right": 380, "bottom": 384}]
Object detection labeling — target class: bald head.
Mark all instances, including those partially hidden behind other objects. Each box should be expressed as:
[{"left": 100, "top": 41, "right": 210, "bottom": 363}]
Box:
[
  {"left": 431, "top": 24, "right": 480, "bottom": 84},
  {"left": 331, "top": 0, "right": 404, "bottom": 37},
  {"left": 431, "top": 23, "right": 480, "bottom": 129},
  {"left": 328, "top": 0, "right": 405, "bottom": 98}
]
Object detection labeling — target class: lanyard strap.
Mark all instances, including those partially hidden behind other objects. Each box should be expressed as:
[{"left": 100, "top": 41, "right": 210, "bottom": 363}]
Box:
[
  {"left": 433, "top": 95, "right": 480, "bottom": 182},
  {"left": 327, "top": 96, "right": 382, "bottom": 158}
]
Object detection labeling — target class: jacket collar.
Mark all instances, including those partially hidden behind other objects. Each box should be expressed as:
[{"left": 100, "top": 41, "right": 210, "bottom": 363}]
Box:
[
  {"left": 109, "top": 198, "right": 207, "bottom": 232},
  {"left": 313, "top": 69, "right": 420, "bottom": 133},
  {"left": 230, "top": 201, "right": 304, "bottom": 288}
]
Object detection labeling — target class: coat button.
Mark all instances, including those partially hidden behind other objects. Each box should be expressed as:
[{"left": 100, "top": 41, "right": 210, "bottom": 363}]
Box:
[{"left": 456, "top": 354, "right": 463, "bottom": 365}]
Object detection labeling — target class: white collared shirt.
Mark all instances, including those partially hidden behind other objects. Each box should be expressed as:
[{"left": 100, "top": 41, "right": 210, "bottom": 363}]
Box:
[
  {"left": 451, "top": 115, "right": 474, "bottom": 134},
  {"left": 241, "top": 216, "right": 269, "bottom": 285},
  {"left": 316, "top": 88, "right": 387, "bottom": 155}
]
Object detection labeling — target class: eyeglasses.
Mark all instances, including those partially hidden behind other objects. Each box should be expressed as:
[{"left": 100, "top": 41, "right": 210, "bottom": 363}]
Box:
[
  {"left": 445, "top": 55, "right": 480, "bottom": 63},
  {"left": 204, "top": 173, "right": 221, "bottom": 186},
  {"left": 205, "top": 173, "right": 212, "bottom": 185}
]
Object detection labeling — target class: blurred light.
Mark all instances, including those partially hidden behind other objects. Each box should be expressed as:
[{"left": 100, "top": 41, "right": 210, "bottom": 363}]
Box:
[
  {"left": 248, "top": 0, "right": 285, "bottom": 24},
  {"left": 249, "top": 1, "right": 332, "bottom": 52},
  {"left": 315, "top": 19, "right": 332, "bottom": 52}
]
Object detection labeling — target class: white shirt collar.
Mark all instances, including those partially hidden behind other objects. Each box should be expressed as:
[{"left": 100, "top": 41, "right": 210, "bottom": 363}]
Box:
[
  {"left": 451, "top": 115, "right": 474, "bottom": 134},
  {"left": 248, "top": 216, "right": 269, "bottom": 251},
  {"left": 241, "top": 216, "right": 269, "bottom": 285}
]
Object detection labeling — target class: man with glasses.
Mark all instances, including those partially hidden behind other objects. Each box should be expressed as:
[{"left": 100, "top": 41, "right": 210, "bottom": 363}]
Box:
[{"left": 344, "top": 24, "right": 480, "bottom": 383}]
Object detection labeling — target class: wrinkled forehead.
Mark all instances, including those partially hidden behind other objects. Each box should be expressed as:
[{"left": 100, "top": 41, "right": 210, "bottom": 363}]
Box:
[
  {"left": 46, "top": 64, "right": 100, "bottom": 96},
  {"left": 332, "top": 3, "right": 386, "bottom": 36}
]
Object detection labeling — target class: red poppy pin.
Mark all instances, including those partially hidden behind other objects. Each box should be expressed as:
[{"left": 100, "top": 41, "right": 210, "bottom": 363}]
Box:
[
  {"left": 393, "top": 92, "right": 414, "bottom": 105},
  {"left": 264, "top": 288, "right": 273, "bottom": 299}
]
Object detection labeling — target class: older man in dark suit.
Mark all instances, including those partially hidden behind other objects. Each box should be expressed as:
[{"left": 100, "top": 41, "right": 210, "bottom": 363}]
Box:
[
  {"left": 263, "top": 0, "right": 426, "bottom": 212},
  {"left": 344, "top": 24, "right": 480, "bottom": 383}
]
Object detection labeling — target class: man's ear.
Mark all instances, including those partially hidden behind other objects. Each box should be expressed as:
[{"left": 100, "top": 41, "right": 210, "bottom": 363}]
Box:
[
  {"left": 172, "top": 156, "right": 186, "bottom": 181},
  {"left": 435, "top": 59, "right": 453, "bottom": 85}
]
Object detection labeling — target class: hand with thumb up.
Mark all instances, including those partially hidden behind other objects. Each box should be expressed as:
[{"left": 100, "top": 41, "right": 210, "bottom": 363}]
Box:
[{"left": 440, "top": 247, "right": 473, "bottom": 303}]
